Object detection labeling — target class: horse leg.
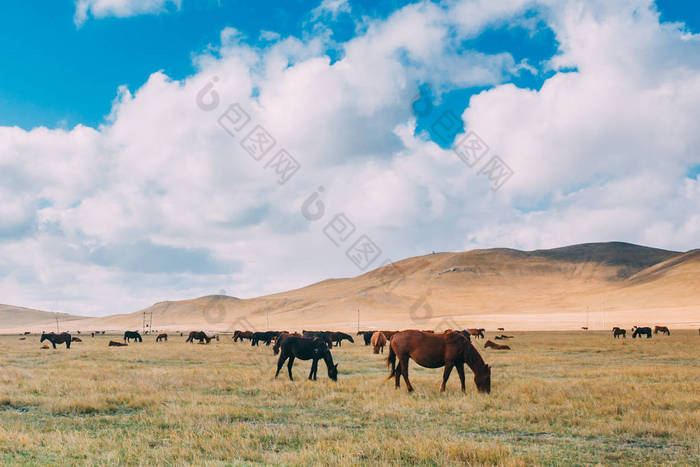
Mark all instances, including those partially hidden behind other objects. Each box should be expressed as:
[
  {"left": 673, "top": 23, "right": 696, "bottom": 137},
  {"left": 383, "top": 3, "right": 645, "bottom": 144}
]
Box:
[
  {"left": 51, "top": 341, "right": 56, "bottom": 349},
  {"left": 440, "top": 362, "right": 454, "bottom": 392},
  {"left": 456, "top": 364, "right": 466, "bottom": 392},
  {"left": 309, "top": 358, "right": 317, "bottom": 380},
  {"left": 399, "top": 356, "right": 413, "bottom": 392},
  {"left": 275, "top": 353, "right": 287, "bottom": 378},
  {"left": 287, "top": 355, "right": 295, "bottom": 381}
]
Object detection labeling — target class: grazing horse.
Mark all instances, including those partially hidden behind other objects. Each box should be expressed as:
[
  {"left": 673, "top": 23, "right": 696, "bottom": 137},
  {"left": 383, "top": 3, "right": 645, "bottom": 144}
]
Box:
[
  {"left": 654, "top": 326, "right": 670, "bottom": 336},
  {"left": 186, "top": 331, "right": 211, "bottom": 344},
  {"left": 632, "top": 326, "right": 652, "bottom": 339},
  {"left": 233, "top": 330, "right": 253, "bottom": 342},
  {"left": 250, "top": 331, "right": 279, "bottom": 346},
  {"left": 613, "top": 327, "right": 626, "bottom": 338},
  {"left": 357, "top": 331, "right": 374, "bottom": 346},
  {"left": 497, "top": 327, "right": 505, "bottom": 331},
  {"left": 302, "top": 331, "right": 333, "bottom": 349},
  {"left": 108, "top": 340, "right": 127, "bottom": 347},
  {"left": 387, "top": 330, "right": 491, "bottom": 393},
  {"left": 329, "top": 331, "right": 354, "bottom": 347},
  {"left": 467, "top": 328, "right": 485, "bottom": 339},
  {"left": 40, "top": 332, "right": 71, "bottom": 349},
  {"left": 275, "top": 336, "right": 338, "bottom": 381},
  {"left": 123, "top": 331, "right": 142, "bottom": 343},
  {"left": 371, "top": 331, "right": 387, "bottom": 354},
  {"left": 156, "top": 333, "right": 168, "bottom": 342},
  {"left": 484, "top": 340, "right": 510, "bottom": 350}
]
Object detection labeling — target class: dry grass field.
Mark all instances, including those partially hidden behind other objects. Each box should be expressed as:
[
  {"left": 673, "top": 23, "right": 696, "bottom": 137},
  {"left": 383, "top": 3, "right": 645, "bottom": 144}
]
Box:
[{"left": 1, "top": 331, "right": 699, "bottom": 465}]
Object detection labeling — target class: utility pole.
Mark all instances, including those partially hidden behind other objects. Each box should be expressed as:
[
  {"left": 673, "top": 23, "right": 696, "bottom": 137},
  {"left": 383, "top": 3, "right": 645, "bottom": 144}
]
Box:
[
  {"left": 357, "top": 308, "right": 360, "bottom": 332},
  {"left": 55, "top": 314, "right": 60, "bottom": 333}
]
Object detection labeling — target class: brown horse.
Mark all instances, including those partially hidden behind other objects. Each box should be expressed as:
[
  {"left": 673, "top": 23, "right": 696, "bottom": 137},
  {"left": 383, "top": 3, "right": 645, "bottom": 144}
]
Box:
[
  {"left": 186, "top": 331, "right": 212, "bottom": 343},
  {"left": 233, "top": 330, "right": 253, "bottom": 342},
  {"left": 156, "top": 333, "right": 168, "bottom": 342},
  {"left": 108, "top": 340, "right": 127, "bottom": 346},
  {"left": 387, "top": 330, "right": 491, "bottom": 393},
  {"left": 40, "top": 332, "right": 71, "bottom": 349},
  {"left": 484, "top": 340, "right": 510, "bottom": 350},
  {"left": 379, "top": 330, "right": 400, "bottom": 340},
  {"left": 371, "top": 331, "right": 387, "bottom": 354},
  {"left": 612, "top": 327, "right": 626, "bottom": 338},
  {"left": 273, "top": 332, "right": 301, "bottom": 355},
  {"left": 357, "top": 331, "right": 374, "bottom": 346},
  {"left": 467, "top": 328, "right": 485, "bottom": 339},
  {"left": 71, "top": 337, "right": 82, "bottom": 342},
  {"left": 653, "top": 326, "right": 670, "bottom": 336}
]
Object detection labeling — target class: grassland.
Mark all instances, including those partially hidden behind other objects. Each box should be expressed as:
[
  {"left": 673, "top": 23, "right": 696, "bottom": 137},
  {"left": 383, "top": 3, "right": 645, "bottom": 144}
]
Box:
[{"left": 0, "top": 331, "right": 699, "bottom": 465}]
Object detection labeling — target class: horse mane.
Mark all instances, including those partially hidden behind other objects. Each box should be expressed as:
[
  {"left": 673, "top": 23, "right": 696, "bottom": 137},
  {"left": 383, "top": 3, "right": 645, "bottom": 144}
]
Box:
[{"left": 463, "top": 339, "right": 488, "bottom": 373}]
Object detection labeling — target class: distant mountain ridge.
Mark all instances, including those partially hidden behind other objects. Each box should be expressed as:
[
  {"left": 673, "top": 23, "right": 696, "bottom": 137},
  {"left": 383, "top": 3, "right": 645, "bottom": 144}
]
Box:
[{"left": 2, "top": 242, "right": 698, "bottom": 332}]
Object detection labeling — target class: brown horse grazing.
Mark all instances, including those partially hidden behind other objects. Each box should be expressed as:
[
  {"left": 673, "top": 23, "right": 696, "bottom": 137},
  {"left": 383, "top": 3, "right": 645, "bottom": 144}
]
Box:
[
  {"left": 40, "top": 332, "right": 71, "bottom": 349},
  {"left": 484, "top": 340, "right": 510, "bottom": 350},
  {"left": 466, "top": 328, "right": 485, "bottom": 339},
  {"left": 371, "top": 332, "right": 387, "bottom": 354},
  {"left": 186, "top": 331, "right": 211, "bottom": 344},
  {"left": 612, "top": 327, "right": 626, "bottom": 338},
  {"left": 108, "top": 340, "right": 127, "bottom": 346},
  {"left": 329, "top": 331, "right": 354, "bottom": 347},
  {"left": 654, "top": 326, "right": 670, "bottom": 336},
  {"left": 71, "top": 337, "right": 82, "bottom": 342},
  {"left": 233, "top": 330, "right": 253, "bottom": 342},
  {"left": 275, "top": 336, "right": 338, "bottom": 381},
  {"left": 387, "top": 330, "right": 491, "bottom": 393},
  {"left": 156, "top": 333, "right": 168, "bottom": 342}
]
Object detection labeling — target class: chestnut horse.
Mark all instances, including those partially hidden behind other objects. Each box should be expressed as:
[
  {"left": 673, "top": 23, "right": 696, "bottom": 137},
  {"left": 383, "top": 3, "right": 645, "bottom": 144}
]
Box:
[
  {"left": 484, "top": 340, "right": 510, "bottom": 350},
  {"left": 467, "top": 328, "right": 485, "bottom": 339},
  {"left": 653, "top": 326, "right": 670, "bottom": 336},
  {"left": 40, "top": 332, "right": 71, "bottom": 349},
  {"left": 156, "top": 333, "right": 168, "bottom": 342},
  {"left": 275, "top": 336, "right": 338, "bottom": 381},
  {"left": 371, "top": 331, "right": 387, "bottom": 354},
  {"left": 387, "top": 330, "right": 491, "bottom": 393}
]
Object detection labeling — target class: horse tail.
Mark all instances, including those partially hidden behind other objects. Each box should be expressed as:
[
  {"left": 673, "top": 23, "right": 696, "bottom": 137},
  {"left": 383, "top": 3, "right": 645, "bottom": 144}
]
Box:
[{"left": 386, "top": 345, "right": 396, "bottom": 380}]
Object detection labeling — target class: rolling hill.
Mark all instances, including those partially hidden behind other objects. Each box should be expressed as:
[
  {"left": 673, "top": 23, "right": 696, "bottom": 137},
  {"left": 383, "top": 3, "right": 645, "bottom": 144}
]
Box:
[{"left": 3, "top": 242, "right": 699, "bottom": 333}]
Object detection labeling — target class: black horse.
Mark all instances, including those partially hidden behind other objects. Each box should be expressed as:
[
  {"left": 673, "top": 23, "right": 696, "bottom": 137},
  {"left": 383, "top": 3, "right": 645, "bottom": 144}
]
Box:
[
  {"left": 124, "top": 331, "right": 142, "bottom": 343},
  {"left": 329, "top": 331, "right": 354, "bottom": 347},
  {"left": 632, "top": 326, "right": 652, "bottom": 339},
  {"left": 275, "top": 336, "right": 338, "bottom": 381},
  {"left": 186, "top": 331, "right": 211, "bottom": 343},
  {"left": 302, "top": 330, "right": 333, "bottom": 349},
  {"left": 357, "top": 331, "right": 373, "bottom": 346},
  {"left": 40, "top": 332, "right": 71, "bottom": 349},
  {"left": 251, "top": 331, "right": 280, "bottom": 346},
  {"left": 613, "top": 327, "right": 627, "bottom": 338}
]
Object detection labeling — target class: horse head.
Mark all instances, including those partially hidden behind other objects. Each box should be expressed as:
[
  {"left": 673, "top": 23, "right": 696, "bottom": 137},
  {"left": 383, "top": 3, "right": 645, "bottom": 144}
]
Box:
[
  {"left": 40, "top": 332, "right": 47, "bottom": 342},
  {"left": 474, "top": 364, "right": 491, "bottom": 394},
  {"left": 327, "top": 362, "right": 338, "bottom": 381}
]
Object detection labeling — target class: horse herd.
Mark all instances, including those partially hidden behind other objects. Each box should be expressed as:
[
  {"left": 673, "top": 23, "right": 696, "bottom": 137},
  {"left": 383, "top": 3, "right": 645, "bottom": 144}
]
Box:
[{"left": 30, "top": 324, "right": 689, "bottom": 394}]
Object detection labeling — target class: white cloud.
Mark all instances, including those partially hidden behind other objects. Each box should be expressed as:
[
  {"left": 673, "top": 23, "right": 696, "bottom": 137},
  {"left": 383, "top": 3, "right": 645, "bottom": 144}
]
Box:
[
  {"left": 2, "top": 0, "right": 700, "bottom": 316},
  {"left": 74, "top": 0, "right": 181, "bottom": 26}
]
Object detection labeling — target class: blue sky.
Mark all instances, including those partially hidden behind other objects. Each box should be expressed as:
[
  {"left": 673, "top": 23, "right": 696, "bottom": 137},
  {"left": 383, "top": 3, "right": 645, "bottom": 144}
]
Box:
[{"left": 0, "top": 0, "right": 699, "bottom": 316}]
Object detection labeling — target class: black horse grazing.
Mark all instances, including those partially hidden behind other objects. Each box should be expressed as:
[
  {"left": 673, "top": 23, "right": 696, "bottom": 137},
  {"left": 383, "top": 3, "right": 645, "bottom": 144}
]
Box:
[
  {"left": 275, "top": 336, "right": 338, "bottom": 381},
  {"left": 613, "top": 327, "right": 627, "bottom": 338},
  {"left": 123, "top": 331, "right": 142, "bottom": 343},
  {"left": 329, "top": 331, "right": 354, "bottom": 347},
  {"left": 632, "top": 326, "right": 652, "bottom": 339},
  {"left": 40, "top": 332, "right": 71, "bottom": 349},
  {"left": 186, "top": 331, "right": 212, "bottom": 344},
  {"left": 357, "top": 331, "right": 373, "bottom": 346},
  {"left": 251, "top": 331, "right": 280, "bottom": 346}
]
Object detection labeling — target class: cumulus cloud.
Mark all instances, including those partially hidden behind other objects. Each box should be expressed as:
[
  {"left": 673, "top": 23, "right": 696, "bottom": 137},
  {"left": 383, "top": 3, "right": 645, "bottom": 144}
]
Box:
[
  {"left": 74, "top": 0, "right": 181, "bottom": 26},
  {"left": 2, "top": 0, "right": 699, "bottom": 315}
]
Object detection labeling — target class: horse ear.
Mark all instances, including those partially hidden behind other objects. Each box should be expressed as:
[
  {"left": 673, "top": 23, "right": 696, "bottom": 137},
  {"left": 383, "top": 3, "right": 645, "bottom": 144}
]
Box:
[{"left": 334, "top": 363, "right": 338, "bottom": 369}]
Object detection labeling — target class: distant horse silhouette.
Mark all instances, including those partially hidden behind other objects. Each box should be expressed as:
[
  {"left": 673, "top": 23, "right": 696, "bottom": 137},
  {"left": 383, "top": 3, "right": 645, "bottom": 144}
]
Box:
[
  {"left": 654, "top": 326, "right": 670, "bottom": 336},
  {"left": 581, "top": 327, "right": 589, "bottom": 331},
  {"left": 467, "top": 328, "right": 485, "bottom": 339},
  {"left": 108, "top": 340, "right": 127, "bottom": 347},
  {"left": 484, "top": 340, "right": 510, "bottom": 350},
  {"left": 329, "top": 331, "right": 354, "bottom": 347},
  {"left": 156, "top": 333, "right": 168, "bottom": 342},
  {"left": 357, "top": 331, "right": 373, "bottom": 346},
  {"left": 371, "top": 331, "right": 387, "bottom": 354},
  {"left": 250, "top": 331, "right": 279, "bottom": 346},
  {"left": 387, "top": 330, "right": 490, "bottom": 393},
  {"left": 40, "top": 332, "right": 71, "bottom": 349},
  {"left": 71, "top": 337, "right": 82, "bottom": 342},
  {"left": 275, "top": 336, "right": 338, "bottom": 381},
  {"left": 123, "top": 331, "right": 142, "bottom": 343},
  {"left": 612, "top": 327, "right": 626, "bottom": 338},
  {"left": 186, "top": 331, "right": 211, "bottom": 344},
  {"left": 632, "top": 326, "right": 652, "bottom": 338},
  {"left": 497, "top": 327, "right": 505, "bottom": 331},
  {"left": 494, "top": 335, "right": 514, "bottom": 340},
  {"left": 233, "top": 330, "right": 253, "bottom": 342}
]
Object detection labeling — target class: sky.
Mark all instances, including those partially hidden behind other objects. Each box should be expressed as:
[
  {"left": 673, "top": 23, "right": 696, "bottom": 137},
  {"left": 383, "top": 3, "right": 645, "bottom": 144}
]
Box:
[{"left": 0, "top": 0, "right": 699, "bottom": 316}]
